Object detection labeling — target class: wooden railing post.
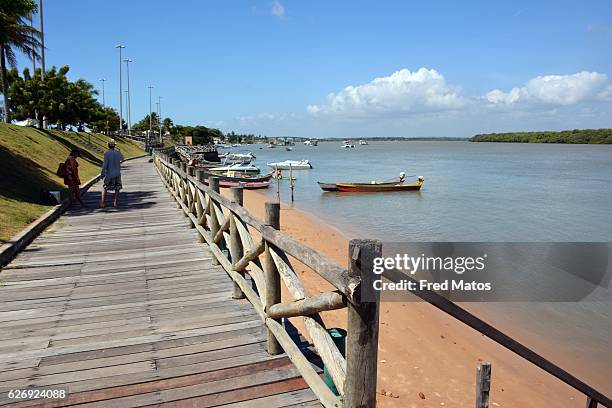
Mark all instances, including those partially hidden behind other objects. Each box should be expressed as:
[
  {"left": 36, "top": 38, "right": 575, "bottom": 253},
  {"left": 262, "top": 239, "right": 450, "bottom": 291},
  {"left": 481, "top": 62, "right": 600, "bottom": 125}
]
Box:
[
  {"left": 195, "top": 169, "right": 206, "bottom": 243},
  {"left": 229, "top": 187, "right": 245, "bottom": 299},
  {"left": 344, "top": 239, "right": 382, "bottom": 408},
  {"left": 187, "top": 165, "right": 195, "bottom": 176},
  {"left": 586, "top": 397, "right": 598, "bottom": 408},
  {"left": 180, "top": 162, "right": 187, "bottom": 173},
  {"left": 476, "top": 362, "right": 492, "bottom": 408},
  {"left": 208, "top": 177, "right": 220, "bottom": 266},
  {"left": 264, "top": 202, "right": 283, "bottom": 355}
]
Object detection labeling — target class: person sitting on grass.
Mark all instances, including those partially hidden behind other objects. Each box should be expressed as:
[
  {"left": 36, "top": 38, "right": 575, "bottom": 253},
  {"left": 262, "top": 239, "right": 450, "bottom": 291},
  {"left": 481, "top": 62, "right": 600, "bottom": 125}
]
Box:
[
  {"left": 100, "top": 139, "right": 124, "bottom": 208},
  {"left": 64, "top": 149, "right": 85, "bottom": 208}
]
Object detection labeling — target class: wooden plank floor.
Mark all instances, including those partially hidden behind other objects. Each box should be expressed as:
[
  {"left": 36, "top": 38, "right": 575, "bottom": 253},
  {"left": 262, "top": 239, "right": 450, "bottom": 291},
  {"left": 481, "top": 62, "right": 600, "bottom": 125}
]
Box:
[{"left": 0, "top": 157, "right": 321, "bottom": 407}]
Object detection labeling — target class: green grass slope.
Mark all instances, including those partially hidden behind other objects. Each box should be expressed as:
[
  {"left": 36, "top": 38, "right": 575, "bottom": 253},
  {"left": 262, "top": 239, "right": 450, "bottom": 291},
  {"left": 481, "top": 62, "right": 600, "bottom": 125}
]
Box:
[{"left": 0, "top": 124, "right": 144, "bottom": 243}]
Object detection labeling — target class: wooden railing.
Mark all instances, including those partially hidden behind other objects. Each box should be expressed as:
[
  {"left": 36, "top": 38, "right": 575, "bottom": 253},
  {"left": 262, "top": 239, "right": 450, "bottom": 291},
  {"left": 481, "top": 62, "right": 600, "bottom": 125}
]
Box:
[
  {"left": 153, "top": 151, "right": 611, "bottom": 408},
  {"left": 153, "top": 152, "right": 381, "bottom": 408}
]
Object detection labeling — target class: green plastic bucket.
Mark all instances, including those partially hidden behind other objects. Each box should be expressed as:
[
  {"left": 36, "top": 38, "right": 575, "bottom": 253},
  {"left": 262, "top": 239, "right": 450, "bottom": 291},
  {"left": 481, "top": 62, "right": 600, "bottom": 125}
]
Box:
[{"left": 323, "top": 328, "right": 347, "bottom": 396}]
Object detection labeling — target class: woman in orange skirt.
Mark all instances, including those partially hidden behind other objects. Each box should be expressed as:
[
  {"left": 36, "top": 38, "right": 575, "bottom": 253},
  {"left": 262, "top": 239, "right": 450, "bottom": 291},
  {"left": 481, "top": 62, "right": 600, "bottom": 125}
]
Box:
[{"left": 64, "top": 149, "right": 85, "bottom": 207}]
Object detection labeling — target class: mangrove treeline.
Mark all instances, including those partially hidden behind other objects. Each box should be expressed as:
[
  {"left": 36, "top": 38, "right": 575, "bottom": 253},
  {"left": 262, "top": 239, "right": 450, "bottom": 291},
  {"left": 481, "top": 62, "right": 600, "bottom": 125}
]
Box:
[{"left": 470, "top": 129, "right": 612, "bottom": 144}]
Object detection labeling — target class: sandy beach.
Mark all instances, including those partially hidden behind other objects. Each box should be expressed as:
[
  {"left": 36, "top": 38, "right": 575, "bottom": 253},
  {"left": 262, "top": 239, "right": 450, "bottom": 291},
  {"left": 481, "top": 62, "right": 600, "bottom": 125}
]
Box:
[{"left": 225, "top": 188, "right": 606, "bottom": 408}]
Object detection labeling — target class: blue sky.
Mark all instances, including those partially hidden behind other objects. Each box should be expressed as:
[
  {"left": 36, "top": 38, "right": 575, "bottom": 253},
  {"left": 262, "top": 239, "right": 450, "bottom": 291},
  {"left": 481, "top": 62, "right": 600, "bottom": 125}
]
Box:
[{"left": 17, "top": 0, "right": 612, "bottom": 137}]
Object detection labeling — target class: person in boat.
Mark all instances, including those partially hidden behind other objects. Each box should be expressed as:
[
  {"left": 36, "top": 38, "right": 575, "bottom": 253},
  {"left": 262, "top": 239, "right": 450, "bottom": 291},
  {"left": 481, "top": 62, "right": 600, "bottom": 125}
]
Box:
[{"left": 399, "top": 172, "right": 406, "bottom": 183}]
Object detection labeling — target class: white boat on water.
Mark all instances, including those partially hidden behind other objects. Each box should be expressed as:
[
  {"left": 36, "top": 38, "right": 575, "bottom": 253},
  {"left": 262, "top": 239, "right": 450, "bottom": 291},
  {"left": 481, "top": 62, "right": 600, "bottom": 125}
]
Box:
[
  {"left": 359, "top": 139, "right": 368, "bottom": 145},
  {"left": 267, "top": 160, "right": 312, "bottom": 170},
  {"left": 225, "top": 152, "right": 256, "bottom": 160},
  {"left": 342, "top": 140, "right": 355, "bottom": 148},
  {"left": 303, "top": 139, "right": 319, "bottom": 146},
  {"left": 210, "top": 163, "right": 260, "bottom": 174}
]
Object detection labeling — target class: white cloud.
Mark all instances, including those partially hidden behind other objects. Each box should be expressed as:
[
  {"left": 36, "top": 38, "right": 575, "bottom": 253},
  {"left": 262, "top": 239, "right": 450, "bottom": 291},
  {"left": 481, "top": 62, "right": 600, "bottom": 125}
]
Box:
[
  {"left": 485, "top": 72, "right": 609, "bottom": 106},
  {"left": 307, "top": 68, "right": 465, "bottom": 117},
  {"left": 271, "top": 0, "right": 285, "bottom": 18},
  {"left": 221, "top": 68, "right": 612, "bottom": 138}
]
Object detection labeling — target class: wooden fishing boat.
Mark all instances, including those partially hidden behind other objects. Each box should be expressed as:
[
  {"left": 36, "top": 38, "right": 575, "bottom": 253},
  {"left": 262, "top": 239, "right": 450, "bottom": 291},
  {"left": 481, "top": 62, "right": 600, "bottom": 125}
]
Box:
[
  {"left": 317, "top": 182, "right": 340, "bottom": 191},
  {"left": 319, "top": 176, "right": 424, "bottom": 192},
  {"left": 336, "top": 180, "right": 423, "bottom": 192},
  {"left": 217, "top": 179, "right": 272, "bottom": 189}
]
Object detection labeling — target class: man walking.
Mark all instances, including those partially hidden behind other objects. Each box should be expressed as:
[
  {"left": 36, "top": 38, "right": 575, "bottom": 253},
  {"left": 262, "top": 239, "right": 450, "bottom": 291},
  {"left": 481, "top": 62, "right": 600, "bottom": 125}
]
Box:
[{"left": 100, "top": 139, "right": 124, "bottom": 208}]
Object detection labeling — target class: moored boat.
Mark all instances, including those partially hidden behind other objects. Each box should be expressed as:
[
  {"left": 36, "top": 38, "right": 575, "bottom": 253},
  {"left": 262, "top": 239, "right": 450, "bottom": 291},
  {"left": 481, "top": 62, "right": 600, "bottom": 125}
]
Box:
[
  {"left": 359, "top": 139, "right": 368, "bottom": 145},
  {"left": 318, "top": 174, "right": 424, "bottom": 192},
  {"left": 221, "top": 179, "right": 272, "bottom": 189},
  {"left": 209, "top": 163, "right": 261, "bottom": 174},
  {"left": 336, "top": 180, "right": 423, "bottom": 192},
  {"left": 317, "top": 182, "right": 339, "bottom": 191},
  {"left": 225, "top": 152, "right": 256, "bottom": 160},
  {"left": 201, "top": 170, "right": 273, "bottom": 189},
  {"left": 204, "top": 178, "right": 272, "bottom": 189},
  {"left": 267, "top": 159, "right": 312, "bottom": 170}
]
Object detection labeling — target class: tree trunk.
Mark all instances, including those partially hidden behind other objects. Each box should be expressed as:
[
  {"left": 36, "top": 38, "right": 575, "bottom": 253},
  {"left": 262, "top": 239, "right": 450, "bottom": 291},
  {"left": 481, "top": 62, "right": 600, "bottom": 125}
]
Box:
[{"left": 0, "top": 44, "right": 10, "bottom": 123}]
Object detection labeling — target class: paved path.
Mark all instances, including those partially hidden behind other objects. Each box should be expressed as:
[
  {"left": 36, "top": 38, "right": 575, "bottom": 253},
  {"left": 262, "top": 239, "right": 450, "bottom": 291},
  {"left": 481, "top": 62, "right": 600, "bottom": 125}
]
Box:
[{"left": 0, "top": 157, "right": 320, "bottom": 407}]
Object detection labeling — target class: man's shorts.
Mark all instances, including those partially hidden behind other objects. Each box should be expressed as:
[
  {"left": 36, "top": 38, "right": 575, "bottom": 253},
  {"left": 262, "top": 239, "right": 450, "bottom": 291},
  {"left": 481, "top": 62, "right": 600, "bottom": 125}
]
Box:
[{"left": 104, "top": 175, "right": 122, "bottom": 191}]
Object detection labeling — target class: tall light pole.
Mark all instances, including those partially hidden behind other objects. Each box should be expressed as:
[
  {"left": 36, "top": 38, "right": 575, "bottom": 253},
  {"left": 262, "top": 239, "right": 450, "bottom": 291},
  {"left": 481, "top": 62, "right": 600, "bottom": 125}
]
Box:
[
  {"left": 123, "top": 59, "right": 133, "bottom": 135},
  {"left": 156, "top": 96, "right": 162, "bottom": 144},
  {"left": 115, "top": 44, "right": 126, "bottom": 133},
  {"left": 38, "top": 0, "right": 45, "bottom": 77},
  {"left": 148, "top": 85, "right": 154, "bottom": 147},
  {"left": 99, "top": 79, "right": 106, "bottom": 106},
  {"left": 39, "top": 0, "right": 46, "bottom": 128}
]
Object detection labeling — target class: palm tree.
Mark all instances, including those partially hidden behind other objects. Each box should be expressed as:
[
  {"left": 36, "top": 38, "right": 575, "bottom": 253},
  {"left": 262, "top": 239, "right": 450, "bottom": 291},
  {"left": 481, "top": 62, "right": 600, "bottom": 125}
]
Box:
[{"left": 0, "top": 0, "right": 41, "bottom": 123}]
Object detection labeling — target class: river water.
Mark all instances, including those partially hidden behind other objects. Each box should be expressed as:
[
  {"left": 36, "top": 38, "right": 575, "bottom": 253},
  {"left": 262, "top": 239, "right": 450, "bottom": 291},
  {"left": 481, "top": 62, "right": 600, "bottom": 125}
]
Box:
[{"left": 235, "top": 140, "right": 612, "bottom": 390}]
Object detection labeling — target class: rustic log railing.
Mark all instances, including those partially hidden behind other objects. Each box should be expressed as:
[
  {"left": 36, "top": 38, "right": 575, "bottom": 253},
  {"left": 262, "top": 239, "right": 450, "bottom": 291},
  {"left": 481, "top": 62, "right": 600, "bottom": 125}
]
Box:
[
  {"left": 153, "top": 151, "right": 381, "bottom": 408},
  {"left": 153, "top": 151, "right": 611, "bottom": 408}
]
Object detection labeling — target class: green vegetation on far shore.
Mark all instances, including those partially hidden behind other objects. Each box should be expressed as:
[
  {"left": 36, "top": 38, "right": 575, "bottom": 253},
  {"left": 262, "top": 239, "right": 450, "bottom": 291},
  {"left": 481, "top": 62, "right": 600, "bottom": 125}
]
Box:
[
  {"left": 470, "top": 129, "right": 612, "bottom": 144},
  {"left": 318, "top": 136, "right": 467, "bottom": 142},
  {"left": 0, "top": 124, "right": 144, "bottom": 243}
]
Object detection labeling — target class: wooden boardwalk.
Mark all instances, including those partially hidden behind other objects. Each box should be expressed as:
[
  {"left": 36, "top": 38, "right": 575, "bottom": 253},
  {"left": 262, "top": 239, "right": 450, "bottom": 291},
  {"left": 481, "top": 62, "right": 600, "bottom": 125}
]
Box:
[{"left": 0, "top": 158, "right": 321, "bottom": 407}]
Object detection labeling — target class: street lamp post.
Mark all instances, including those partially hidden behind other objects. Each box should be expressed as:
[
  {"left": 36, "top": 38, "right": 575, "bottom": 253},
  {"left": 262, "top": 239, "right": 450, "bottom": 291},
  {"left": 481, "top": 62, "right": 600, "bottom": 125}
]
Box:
[
  {"left": 148, "top": 85, "right": 154, "bottom": 148},
  {"left": 156, "top": 96, "right": 162, "bottom": 144},
  {"left": 115, "top": 44, "right": 126, "bottom": 134},
  {"left": 38, "top": 0, "right": 45, "bottom": 77},
  {"left": 39, "top": 0, "right": 46, "bottom": 128},
  {"left": 123, "top": 59, "right": 133, "bottom": 135},
  {"left": 99, "top": 78, "right": 106, "bottom": 107},
  {"left": 124, "top": 90, "right": 129, "bottom": 128}
]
